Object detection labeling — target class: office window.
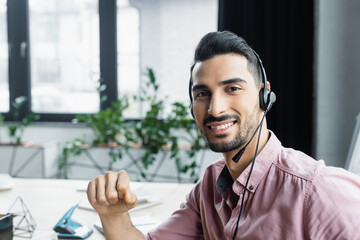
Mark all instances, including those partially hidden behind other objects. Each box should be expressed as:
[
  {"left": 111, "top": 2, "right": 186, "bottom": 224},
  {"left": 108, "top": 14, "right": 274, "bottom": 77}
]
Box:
[
  {"left": 3, "top": 0, "right": 217, "bottom": 121},
  {"left": 118, "top": 0, "right": 218, "bottom": 118},
  {"left": 0, "top": 0, "right": 9, "bottom": 112},
  {"left": 117, "top": 1, "right": 140, "bottom": 117},
  {"left": 29, "top": 0, "right": 100, "bottom": 113}
]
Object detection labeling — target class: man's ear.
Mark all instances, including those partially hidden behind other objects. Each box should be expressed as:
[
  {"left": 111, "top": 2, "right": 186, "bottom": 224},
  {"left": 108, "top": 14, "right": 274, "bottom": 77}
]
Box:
[
  {"left": 260, "top": 81, "right": 271, "bottom": 92},
  {"left": 266, "top": 81, "right": 271, "bottom": 91},
  {"left": 259, "top": 81, "right": 271, "bottom": 91}
]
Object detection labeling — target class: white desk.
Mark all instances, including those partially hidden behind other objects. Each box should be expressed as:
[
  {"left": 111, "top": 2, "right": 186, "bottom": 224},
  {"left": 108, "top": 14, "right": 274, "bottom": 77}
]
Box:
[{"left": 0, "top": 178, "right": 195, "bottom": 239}]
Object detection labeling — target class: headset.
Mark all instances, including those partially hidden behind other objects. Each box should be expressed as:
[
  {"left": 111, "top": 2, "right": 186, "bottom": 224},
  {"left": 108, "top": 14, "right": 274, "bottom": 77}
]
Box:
[
  {"left": 188, "top": 50, "right": 276, "bottom": 118},
  {"left": 252, "top": 50, "right": 276, "bottom": 112}
]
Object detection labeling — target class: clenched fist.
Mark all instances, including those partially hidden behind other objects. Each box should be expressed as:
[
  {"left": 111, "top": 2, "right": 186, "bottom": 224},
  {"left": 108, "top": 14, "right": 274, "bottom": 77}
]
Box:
[{"left": 87, "top": 170, "right": 138, "bottom": 217}]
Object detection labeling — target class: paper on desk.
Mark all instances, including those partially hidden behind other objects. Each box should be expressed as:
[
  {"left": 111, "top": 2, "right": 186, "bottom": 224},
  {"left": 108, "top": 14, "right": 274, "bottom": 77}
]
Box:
[{"left": 94, "top": 215, "right": 161, "bottom": 235}]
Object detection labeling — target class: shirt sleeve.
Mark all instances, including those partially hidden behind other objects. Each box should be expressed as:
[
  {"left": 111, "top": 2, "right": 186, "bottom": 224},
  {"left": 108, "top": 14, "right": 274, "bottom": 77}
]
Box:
[
  {"left": 147, "top": 181, "right": 204, "bottom": 240},
  {"left": 305, "top": 165, "right": 360, "bottom": 239}
]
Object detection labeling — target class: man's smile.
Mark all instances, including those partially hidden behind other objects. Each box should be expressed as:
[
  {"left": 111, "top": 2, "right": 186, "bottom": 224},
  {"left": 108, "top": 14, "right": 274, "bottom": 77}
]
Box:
[{"left": 206, "top": 120, "right": 237, "bottom": 134}]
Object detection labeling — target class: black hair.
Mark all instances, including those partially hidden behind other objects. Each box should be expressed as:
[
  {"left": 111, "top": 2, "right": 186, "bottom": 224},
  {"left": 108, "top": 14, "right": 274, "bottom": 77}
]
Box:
[{"left": 191, "top": 31, "right": 262, "bottom": 87}]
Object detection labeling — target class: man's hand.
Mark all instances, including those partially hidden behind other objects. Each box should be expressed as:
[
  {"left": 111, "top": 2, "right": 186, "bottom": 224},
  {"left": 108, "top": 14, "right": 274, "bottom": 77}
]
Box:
[
  {"left": 87, "top": 170, "right": 138, "bottom": 217},
  {"left": 87, "top": 171, "right": 145, "bottom": 240}
]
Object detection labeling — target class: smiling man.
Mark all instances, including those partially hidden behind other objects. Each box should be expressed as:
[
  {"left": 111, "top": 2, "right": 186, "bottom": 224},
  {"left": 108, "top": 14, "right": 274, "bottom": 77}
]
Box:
[
  {"left": 191, "top": 52, "right": 268, "bottom": 180},
  {"left": 87, "top": 31, "right": 360, "bottom": 239}
]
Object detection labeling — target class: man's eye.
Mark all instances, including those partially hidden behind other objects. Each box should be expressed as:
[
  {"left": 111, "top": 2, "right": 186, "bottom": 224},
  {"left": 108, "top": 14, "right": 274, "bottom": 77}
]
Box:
[
  {"left": 195, "top": 91, "right": 209, "bottom": 99},
  {"left": 228, "top": 86, "right": 241, "bottom": 92}
]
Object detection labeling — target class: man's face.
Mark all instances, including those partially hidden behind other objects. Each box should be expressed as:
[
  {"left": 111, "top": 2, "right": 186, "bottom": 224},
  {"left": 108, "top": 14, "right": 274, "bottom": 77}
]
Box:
[{"left": 191, "top": 54, "right": 262, "bottom": 153}]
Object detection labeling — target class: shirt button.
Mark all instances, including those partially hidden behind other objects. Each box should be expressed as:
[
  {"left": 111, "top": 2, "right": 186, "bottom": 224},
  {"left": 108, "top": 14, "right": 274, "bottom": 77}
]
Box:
[{"left": 249, "top": 185, "right": 254, "bottom": 190}]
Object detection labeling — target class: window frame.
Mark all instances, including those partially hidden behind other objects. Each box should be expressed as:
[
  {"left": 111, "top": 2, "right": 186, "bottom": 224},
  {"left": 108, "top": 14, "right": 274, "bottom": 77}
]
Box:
[{"left": 2, "top": 0, "right": 118, "bottom": 122}]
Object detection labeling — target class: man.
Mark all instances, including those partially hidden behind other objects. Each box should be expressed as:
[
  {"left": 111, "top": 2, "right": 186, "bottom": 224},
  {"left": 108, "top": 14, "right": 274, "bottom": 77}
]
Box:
[{"left": 87, "top": 31, "right": 360, "bottom": 239}]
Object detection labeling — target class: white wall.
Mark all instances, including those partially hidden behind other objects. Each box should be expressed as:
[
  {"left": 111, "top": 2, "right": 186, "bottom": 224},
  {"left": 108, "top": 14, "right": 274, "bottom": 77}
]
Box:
[{"left": 315, "top": 0, "right": 360, "bottom": 167}]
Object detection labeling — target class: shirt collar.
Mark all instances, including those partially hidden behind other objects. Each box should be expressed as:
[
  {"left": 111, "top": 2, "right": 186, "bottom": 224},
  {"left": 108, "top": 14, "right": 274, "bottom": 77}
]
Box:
[
  {"left": 216, "top": 131, "right": 281, "bottom": 195},
  {"left": 216, "top": 164, "right": 234, "bottom": 194}
]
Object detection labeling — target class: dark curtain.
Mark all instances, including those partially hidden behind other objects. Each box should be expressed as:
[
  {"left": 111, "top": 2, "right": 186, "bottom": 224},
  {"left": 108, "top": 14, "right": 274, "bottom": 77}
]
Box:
[{"left": 218, "top": 0, "right": 314, "bottom": 156}]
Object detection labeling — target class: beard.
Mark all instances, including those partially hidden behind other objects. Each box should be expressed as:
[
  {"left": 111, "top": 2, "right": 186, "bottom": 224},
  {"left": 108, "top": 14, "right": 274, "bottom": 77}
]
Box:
[{"left": 200, "top": 107, "right": 261, "bottom": 153}]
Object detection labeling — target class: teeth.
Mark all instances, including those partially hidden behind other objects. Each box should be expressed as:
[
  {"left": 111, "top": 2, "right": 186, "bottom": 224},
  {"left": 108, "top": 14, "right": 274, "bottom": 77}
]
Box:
[{"left": 210, "top": 122, "right": 234, "bottom": 130}]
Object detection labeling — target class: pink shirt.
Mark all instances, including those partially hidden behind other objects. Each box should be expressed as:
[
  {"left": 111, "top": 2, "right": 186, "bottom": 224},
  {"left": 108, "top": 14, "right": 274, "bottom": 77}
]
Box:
[{"left": 147, "top": 132, "right": 360, "bottom": 239}]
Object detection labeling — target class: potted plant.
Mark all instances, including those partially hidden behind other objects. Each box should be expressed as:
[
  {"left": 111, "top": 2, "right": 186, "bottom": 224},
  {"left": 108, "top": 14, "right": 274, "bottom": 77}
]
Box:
[
  {"left": 59, "top": 69, "right": 206, "bottom": 183},
  {"left": 59, "top": 78, "right": 131, "bottom": 175},
  {"left": 167, "top": 101, "right": 205, "bottom": 182},
  {"left": 125, "top": 68, "right": 205, "bottom": 182},
  {"left": 75, "top": 96, "right": 130, "bottom": 147}
]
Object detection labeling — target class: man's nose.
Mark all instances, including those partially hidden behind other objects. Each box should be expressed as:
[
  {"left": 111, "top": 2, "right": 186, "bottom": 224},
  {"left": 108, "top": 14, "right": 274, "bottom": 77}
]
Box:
[{"left": 207, "top": 93, "right": 227, "bottom": 116}]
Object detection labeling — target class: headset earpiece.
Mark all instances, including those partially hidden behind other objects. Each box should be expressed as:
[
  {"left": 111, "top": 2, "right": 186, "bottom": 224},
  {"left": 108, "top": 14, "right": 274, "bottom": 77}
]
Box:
[
  {"left": 259, "top": 86, "right": 277, "bottom": 111},
  {"left": 253, "top": 50, "right": 276, "bottom": 111},
  {"left": 267, "top": 91, "right": 276, "bottom": 111},
  {"left": 259, "top": 87, "right": 268, "bottom": 111}
]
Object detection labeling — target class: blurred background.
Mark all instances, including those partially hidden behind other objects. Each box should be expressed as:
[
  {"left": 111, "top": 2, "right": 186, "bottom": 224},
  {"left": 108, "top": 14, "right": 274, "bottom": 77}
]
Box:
[{"left": 0, "top": 0, "right": 359, "bottom": 179}]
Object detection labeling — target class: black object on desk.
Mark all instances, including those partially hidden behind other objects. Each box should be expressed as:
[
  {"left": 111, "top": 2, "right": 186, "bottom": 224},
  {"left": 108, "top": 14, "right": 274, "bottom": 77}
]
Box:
[
  {"left": 0, "top": 213, "right": 13, "bottom": 240},
  {"left": 53, "top": 202, "right": 93, "bottom": 239}
]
